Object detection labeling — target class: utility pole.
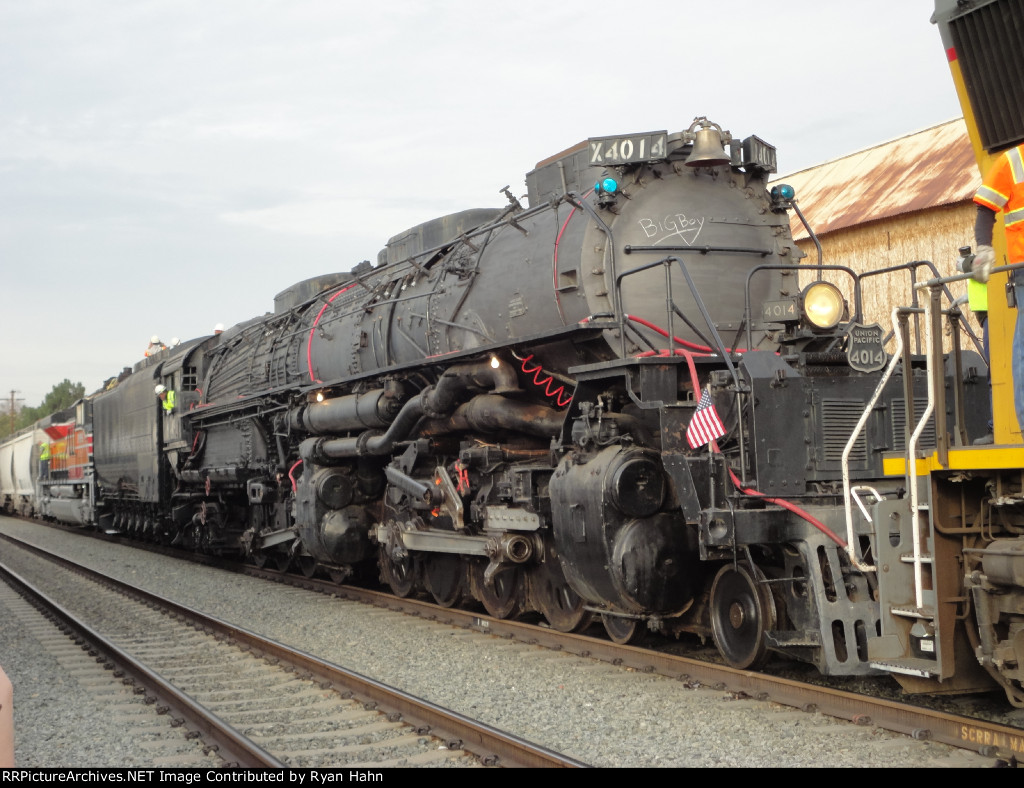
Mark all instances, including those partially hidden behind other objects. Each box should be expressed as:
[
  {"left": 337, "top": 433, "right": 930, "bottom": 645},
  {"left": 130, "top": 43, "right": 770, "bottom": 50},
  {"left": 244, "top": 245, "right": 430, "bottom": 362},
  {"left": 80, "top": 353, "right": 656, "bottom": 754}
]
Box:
[{"left": 7, "top": 390, "right": 24, "bottom": 436}]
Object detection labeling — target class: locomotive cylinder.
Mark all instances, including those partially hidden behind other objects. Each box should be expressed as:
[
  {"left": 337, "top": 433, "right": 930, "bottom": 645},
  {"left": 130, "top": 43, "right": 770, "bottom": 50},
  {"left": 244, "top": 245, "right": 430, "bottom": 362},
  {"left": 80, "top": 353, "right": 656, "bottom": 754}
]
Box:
[{"left": 550, "top": 445, "right": 698, "bottom": 614}]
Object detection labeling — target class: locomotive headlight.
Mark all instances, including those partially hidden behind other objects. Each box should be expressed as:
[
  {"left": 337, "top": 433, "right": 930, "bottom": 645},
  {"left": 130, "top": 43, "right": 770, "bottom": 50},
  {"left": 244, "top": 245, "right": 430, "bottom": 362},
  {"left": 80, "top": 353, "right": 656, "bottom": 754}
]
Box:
[
  {"left": 315, "top": 391, "right": 325, "bottom": 403},
  {"left": 490, "top": 355, "right": 501, "bottom": 369},
  {"left": 801, "top": 282, "right": 845, "bottom": 330}
]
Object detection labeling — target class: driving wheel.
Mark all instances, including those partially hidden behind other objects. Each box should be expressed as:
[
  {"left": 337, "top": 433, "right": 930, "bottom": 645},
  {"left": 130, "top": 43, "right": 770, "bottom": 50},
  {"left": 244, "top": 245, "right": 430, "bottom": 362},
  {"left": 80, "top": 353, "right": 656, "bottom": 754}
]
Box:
[
  {"left": 423, "top": 554, "right": 466, "bottom": 608},
  {"left": 533, "top": 567, "right": 592, "bottom": 632},
  {"left": 379, "top": 545, "right": 418, "bottom": 598},
  {"left": 298, "top": 556, "right": 319, "bottom": 578},
  {"left": 270, "top": 551, "right": 293, "bottom": 573},
  {"left": 473, "top": 563, "right": 524, "bottom": 619}
]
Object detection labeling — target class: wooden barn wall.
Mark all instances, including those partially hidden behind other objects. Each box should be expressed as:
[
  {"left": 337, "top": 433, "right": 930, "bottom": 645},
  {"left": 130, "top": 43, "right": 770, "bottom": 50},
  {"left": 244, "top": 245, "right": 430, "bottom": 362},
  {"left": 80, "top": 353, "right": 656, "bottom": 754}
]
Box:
[{"left": 795, "top": 201, "right": 981, "bottom": 353}]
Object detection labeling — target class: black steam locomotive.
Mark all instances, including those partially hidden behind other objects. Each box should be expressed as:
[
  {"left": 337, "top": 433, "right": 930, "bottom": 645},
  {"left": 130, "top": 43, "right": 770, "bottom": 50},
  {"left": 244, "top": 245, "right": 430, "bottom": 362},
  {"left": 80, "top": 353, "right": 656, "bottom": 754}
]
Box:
[{"left": 4, "top": 115, "right": 1000, "bottom": 699}]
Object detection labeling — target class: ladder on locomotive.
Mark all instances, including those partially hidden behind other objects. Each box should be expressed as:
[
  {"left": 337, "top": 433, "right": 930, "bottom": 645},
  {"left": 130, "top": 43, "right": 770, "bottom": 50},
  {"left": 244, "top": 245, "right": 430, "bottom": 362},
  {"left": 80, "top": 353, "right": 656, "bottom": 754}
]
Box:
[{"left": 840, "top": 284, "right": 970, "bottom": 678}]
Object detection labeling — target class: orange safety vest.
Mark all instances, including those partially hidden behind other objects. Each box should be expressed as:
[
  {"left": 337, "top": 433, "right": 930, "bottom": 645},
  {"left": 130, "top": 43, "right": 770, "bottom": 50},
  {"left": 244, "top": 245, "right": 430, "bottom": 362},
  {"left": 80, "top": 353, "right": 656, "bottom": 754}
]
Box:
[{"left": 975, "top": 143, "right": 1024, "bottom": 264}]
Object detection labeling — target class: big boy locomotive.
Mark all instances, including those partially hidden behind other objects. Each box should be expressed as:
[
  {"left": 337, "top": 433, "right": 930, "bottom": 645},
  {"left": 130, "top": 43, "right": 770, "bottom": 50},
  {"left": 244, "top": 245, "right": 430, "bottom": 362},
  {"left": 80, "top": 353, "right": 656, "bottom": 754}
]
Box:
[{"left": 8, "top": 19, "right": 1024, "bottom": 704}]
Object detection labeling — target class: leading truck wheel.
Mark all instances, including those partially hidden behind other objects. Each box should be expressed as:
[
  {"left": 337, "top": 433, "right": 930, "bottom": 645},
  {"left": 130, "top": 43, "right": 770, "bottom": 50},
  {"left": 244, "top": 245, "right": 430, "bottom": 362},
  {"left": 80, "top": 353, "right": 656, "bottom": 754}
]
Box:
[
  {"left": 601, "top": 613, "right": 646, "bottom": 645},
  {"left": 710, "top": 562, "right": 775, "bottom": 670}
]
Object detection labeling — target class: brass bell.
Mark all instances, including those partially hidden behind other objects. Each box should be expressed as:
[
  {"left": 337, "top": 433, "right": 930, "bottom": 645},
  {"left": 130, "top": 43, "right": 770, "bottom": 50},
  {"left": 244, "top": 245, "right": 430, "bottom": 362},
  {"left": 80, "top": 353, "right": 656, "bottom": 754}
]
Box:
[{"left": 684, "top": 118, "right": 731, "bottom": 168}]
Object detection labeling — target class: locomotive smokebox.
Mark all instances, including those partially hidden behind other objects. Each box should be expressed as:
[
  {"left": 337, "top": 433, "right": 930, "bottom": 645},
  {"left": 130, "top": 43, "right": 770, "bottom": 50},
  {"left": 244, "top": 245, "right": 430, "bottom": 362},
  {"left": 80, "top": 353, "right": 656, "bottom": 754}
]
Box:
[{"left": 550, "top": 446, "right": 699, "bottom": 613}]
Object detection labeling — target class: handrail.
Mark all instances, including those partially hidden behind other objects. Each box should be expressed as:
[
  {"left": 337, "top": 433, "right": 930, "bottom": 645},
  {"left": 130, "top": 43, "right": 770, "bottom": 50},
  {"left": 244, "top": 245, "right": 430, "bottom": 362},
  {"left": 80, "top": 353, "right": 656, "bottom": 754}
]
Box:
[
  {"left": 840, "top": 306, "right": 908, "bottom": 573},
  {"left": 902, "top": 262, "right": 1024, "bottom": 609},
  {"left": 860, "top": 259, "right": 985, "bottom": 360},
  {"left": 905, "top": 292, "right": 941, "bottom": 608},
  {"left": 612, "top": 254, "right": 749, "bottom": 480},
  {"left": 742, "top": 263, "right": 861, "bottom": 351}
]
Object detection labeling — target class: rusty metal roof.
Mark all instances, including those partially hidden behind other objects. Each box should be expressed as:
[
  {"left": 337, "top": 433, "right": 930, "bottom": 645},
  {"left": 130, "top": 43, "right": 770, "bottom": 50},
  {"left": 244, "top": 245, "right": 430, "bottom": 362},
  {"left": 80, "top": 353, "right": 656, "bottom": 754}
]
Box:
[{"left": 774, "top": 118, "right": 980, "bottom": 241}]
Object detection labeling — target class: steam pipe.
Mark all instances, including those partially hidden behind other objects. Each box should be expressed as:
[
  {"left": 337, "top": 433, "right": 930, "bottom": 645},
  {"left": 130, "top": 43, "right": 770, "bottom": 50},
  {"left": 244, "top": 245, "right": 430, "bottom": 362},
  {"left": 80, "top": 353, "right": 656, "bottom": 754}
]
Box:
[
  {"left": 384, "top": 466, "right": 435, "bottom": 505},
  {"left": 289, "top": 387, "right": 402, "bottom": 434},
  {"left": 424, "top": 395, "right": 563, "bottom": 438},
  {"left": 300, "top": 360, "right": 523, "bottom": 461}
]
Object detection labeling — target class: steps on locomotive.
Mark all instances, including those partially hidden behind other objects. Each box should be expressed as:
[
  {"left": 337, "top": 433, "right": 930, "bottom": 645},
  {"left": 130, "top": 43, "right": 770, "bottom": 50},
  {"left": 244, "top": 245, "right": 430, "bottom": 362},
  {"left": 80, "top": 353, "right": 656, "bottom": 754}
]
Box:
[
  {"left": 889, "top": 604, "right": 936, "bottom": 619},
  {"left": 867, "top": 657, "right": 939, "bottom": 678},
  {"left": 865, "top": 484, "right": 944, "bottom": 677}
]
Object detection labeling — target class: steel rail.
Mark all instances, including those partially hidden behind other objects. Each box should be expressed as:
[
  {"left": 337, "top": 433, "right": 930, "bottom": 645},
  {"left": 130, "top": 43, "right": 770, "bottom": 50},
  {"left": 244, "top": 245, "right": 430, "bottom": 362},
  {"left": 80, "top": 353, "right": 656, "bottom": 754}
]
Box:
[
  {"left": 319, "top": 584, "right": 1021, "bottom": 762},
  {"left": 8, "top": 522, "right": 1017, "bottom": 763},
  {"left": 0, "top": 558, "right": 285, "bottom": 767},
  {"left": 0, "top": 533, "right": 586, "bottom": 768}
]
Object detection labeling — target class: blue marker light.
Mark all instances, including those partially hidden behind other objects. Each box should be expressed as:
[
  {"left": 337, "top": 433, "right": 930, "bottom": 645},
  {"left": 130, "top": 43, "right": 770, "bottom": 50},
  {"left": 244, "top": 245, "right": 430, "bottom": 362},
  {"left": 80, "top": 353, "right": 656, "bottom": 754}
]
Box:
[
  {"left": 771, "top": 183, "right": 795, "bottom": 200},
  {"left": 601, "top": 178, "right": 618, "bottom": 194}
]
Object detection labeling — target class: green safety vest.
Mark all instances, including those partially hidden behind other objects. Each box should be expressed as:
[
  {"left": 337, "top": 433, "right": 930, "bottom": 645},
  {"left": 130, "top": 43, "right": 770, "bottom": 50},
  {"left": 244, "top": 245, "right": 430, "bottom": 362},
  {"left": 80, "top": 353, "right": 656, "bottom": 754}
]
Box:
[
  {"left": 968, "top": 278, "right": 988, "bottom": 312},
  {"left": 39, "top": 444, "right": 50, "bottom": 460},
  {"left": 162, "top": 390, "right": 176, "bottom": 413}
]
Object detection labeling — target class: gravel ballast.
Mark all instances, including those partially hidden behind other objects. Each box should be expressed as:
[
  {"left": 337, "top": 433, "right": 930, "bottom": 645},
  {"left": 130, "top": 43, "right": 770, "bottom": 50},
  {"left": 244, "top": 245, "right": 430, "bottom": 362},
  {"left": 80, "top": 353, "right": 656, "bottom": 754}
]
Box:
[{"left": 0, "top": 517, "right": 999, "bottom": 768}]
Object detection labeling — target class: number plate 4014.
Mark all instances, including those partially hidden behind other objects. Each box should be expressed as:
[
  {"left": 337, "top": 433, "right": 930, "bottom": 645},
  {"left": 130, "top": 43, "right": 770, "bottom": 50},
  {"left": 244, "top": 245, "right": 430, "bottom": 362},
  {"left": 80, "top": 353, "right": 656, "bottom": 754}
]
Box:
[
  {"left": 589, "top": 132, "right": 668, "bottom": 166},
  {"left": 847, "top": 323, "right": 887, "bottom": 372}
]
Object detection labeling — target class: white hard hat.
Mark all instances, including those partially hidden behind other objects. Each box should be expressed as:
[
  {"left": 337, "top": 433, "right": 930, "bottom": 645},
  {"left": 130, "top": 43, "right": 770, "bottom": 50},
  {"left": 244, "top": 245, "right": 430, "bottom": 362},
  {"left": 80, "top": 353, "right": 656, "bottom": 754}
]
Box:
[
  {"left": 170, "top": 337, "right": 180, "bottom": 346},
  {"left": 154, "top": 384, "right": 166, "bottom": 395},
  {"left": 151, "top": 335, "right": 160, "bottom": 344},
  {"left": 214, "top": 323, "right": 225, "bottom": 332}
]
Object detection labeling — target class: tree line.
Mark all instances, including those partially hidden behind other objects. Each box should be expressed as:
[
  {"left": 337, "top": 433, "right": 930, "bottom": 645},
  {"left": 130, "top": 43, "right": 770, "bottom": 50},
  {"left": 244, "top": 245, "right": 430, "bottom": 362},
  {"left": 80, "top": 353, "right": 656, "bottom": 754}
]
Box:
[{"left": 0, "top": 380, "right": 86, "bottom": 440}]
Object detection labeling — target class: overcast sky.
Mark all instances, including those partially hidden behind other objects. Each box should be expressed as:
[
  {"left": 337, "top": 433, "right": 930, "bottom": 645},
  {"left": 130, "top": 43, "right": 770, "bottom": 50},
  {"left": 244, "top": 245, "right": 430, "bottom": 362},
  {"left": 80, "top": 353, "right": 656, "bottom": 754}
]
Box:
[{"left": 0, "top": 0, "right": 962, "bottom": 407}]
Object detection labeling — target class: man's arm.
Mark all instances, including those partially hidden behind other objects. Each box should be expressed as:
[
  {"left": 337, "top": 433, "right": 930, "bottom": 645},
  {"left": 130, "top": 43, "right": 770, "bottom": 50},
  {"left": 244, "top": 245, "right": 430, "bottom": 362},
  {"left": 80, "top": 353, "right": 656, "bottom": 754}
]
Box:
[{"left": 974, "top": 204, "right": 997, "bottom": 282}]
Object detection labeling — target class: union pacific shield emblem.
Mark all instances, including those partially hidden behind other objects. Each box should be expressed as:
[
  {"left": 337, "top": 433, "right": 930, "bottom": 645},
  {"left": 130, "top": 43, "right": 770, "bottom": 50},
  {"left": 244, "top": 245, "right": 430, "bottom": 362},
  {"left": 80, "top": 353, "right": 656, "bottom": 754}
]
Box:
[{"left": 847, "top": 323, "right": 886, "bottom": 373}]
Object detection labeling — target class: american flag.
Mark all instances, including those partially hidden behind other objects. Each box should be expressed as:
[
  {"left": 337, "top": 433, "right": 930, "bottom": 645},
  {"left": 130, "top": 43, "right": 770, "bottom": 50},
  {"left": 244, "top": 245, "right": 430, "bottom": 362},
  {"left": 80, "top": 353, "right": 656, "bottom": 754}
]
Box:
[{"left": 686, "top": 389, "right": 726, "bottom": 449}]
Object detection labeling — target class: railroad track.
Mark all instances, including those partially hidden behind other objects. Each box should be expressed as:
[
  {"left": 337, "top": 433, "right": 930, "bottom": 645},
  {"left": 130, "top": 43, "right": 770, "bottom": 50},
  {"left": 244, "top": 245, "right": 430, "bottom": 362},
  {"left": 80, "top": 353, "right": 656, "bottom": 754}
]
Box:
[
  {"left": 0, "top": 519, "right": 1013, "bottom": 766},
  {"left": 303, "top": 580, "right": 1024, "bottom": 763},
  {"left": 0, "top": 582, "right": 221, "bottom": 768},
  {"left": 0, "top": 534, "right": 585, "bottom": 768},
  {"left": 202, "top": 545, "right": 1024, "bottom": 763}
]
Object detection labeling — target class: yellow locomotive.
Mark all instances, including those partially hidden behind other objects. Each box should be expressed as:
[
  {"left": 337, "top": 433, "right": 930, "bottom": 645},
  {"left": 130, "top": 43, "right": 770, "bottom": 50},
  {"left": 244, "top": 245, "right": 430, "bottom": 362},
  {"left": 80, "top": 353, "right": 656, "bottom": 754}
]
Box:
[{"left": 876, "top": 0, "right": 1024, "bottom": 704}]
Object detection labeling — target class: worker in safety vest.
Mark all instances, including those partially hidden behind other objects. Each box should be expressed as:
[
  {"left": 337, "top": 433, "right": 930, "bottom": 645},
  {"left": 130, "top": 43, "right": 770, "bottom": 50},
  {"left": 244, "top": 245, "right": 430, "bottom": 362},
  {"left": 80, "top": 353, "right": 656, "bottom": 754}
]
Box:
[
  {"left": 145, "top": 335, "right": 167, "bottom": 357},
  {"left": 154, "top": 384, "right": 176, "bottom": 413},
  {"left": 38, "top": 441, "right": 50, "bottom": 478},
  {"left": 957, "top": 245, "right": 992, "bottom": 442},
  {"left": 973, "top": 142, "right": 1024, "bottom": 431}
]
